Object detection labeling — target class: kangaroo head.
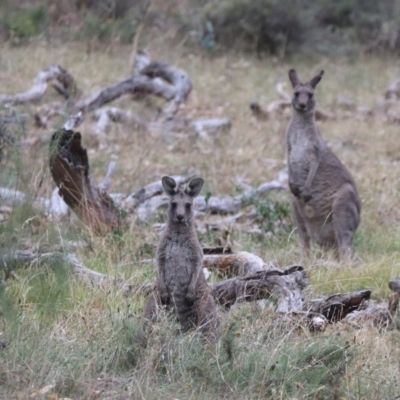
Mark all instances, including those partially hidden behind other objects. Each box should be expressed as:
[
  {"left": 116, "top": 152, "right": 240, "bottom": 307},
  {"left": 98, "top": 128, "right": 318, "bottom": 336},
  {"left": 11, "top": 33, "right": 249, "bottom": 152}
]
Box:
[
  {"left": 162, "top": 176, "right": 204, "bottom": 224},
  {"left": 288, "top": 69, "right": 324, "bottom": 114}
]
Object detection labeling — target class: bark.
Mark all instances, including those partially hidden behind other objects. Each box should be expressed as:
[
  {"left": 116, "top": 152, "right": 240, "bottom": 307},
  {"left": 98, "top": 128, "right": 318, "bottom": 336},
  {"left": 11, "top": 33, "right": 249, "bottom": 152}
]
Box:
[
  {"left": 304, "top": 290, "right": 371, "bottom": 322},
  {"left": 48, "top": 128, "right": 121, "bottom": 233},
  {"left": 0, "top": 65, "right": 80, "bottom": 105},
  {"left": 211, "top": 265, "right": 307, "bottom": 311}
]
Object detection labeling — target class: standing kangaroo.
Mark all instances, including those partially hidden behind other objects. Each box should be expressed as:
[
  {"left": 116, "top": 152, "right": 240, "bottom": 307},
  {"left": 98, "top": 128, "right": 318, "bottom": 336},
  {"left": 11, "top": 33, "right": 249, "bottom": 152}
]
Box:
[
  {"left": 144, "top": 176, "right": 218, "bottom": 334},
  {"left": 286, "top": 69, "right": 361, "bottom": 261}
]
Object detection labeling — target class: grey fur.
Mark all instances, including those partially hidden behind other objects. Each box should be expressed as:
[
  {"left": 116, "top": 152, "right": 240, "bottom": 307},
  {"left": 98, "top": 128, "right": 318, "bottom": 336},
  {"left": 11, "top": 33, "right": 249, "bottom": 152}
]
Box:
[
  {"left": 286, "top": 69, "right": 361, "bottom": 261},
  {"left": 144, "top": 176, "right": 218, "bottom": 334}
]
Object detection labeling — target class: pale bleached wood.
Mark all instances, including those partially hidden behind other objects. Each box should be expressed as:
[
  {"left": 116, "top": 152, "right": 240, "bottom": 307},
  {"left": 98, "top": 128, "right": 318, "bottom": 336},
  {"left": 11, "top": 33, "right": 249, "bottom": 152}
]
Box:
[
  {"left": 194, "top": 180, "right": 285, "bottom": 213},
  {"left": 98, "top": 161, "right": 117, "bottom": 193},
  {"left": 73, "top": 53, "right": 192, "bottom": 118},
  {"left": 203, "top": 251, "right": 265, "bottom": 277},
  {"left": 133, "top": 180, "right": 285, "bottom": 220},
  {"left": 211, "top": 265, "right": 307, "bottom": 311},
  {"left": 122, "top": 175, "right": 194, "bottom": 211},
  {"left": 0, "top": 65, "right": 79, "bottom": 105},
  {"left": 385, "top": 78, "right": 400, "bottom": 99}
]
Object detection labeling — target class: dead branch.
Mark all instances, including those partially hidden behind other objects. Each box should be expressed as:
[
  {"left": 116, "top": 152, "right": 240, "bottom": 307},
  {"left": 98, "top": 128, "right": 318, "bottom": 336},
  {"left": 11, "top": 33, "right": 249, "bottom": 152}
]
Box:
[
  {"left": 140, "top": 60, "right": 192, "bottom": 120},
  {"left": 49, "top": 128, "right": 121, "bottom": 233},
  {"left": 385, "top": 78, "right": 400, "bottom": 99},
  {"left": 211, "top": 265, "right": 308, "bottom": 311},
  {"left": 1, "top": 250, "right": 108, "bottom": 285},
  {"left": 134, "top": 180, "right": 284, "bottom": 220},
  {"left": 194, "top": 180, "right": 285, "bottom": 213},
  {"left": 304, "top": 290, "right": 371, "bottom": 322},
  {"left": 203, "top": 251, "right": 265, "bottom": 277},
  {"left": 250, "top": 101, "right": 291, "bottom": 121},
  {"left": 74, "top": 53, "right": 192, "bottom": 118},
  {"left": 0, "top": 65, "right": 80, "bottom": 105},
  {"left": 276, "top": 80, "right": 291, "bottom": 101},
  {"left": 91, "top": 107, "right": 148, "bottom": 148},
  {"left": 122, "top": 175, "right": 194, "bottom": 211},
  {"left": 63, "top": 112, "right": 84, "bottom": 130},
  {"left": 99, "top": 161, "right": 117, "bottom": 193},
  {"left": 204, "top": 211, "right": 258, "bottom": 231},
  {"left": 343, "top": 301, "right": 395, "bottom": 328}
]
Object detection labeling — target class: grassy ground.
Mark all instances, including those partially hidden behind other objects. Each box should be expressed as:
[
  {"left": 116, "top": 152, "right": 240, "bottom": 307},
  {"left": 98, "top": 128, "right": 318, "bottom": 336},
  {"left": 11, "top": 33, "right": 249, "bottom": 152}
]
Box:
[{"left": 1, "top": 39, "right": 400, "bottom": 399}]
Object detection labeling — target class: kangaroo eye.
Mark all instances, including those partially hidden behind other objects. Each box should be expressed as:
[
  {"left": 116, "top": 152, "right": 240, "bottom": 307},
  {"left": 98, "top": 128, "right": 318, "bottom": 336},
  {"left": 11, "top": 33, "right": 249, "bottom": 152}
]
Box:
[
  {"left": 185, "top": 203, "right": 191, "bottom": 209},
  {"left": 308, "top": 93, "right": 313, "bottom": 99},
  {"left": 171, "top": 202, "right": 177, "bottom": 208},
  {"left": 295, "top": 92, "right": 299, "bottom": 98}
]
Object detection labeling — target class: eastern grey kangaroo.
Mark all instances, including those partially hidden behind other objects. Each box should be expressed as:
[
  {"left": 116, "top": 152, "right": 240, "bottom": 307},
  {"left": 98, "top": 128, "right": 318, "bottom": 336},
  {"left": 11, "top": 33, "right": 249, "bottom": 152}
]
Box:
[
  {"left": 144, "top": 176, "right": 218, "bottom": 334},
  {"left": 286, "top": 69, "right": 361, "bottom": 261}
]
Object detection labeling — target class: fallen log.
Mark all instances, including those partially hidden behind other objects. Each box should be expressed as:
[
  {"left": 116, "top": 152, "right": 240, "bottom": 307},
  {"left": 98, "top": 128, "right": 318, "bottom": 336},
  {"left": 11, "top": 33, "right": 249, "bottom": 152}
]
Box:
[
  {"left": 0, "top": 65, "right": 80, "bottom": 105},
  {"left": 211, "top": 265, "right": 308, "bottom": 311},
  {"left": 48, "top": 128, "right": 121, "bottom": 233},
  {"left": 305, "top": 290, "right": 371, "bottom": 322}
]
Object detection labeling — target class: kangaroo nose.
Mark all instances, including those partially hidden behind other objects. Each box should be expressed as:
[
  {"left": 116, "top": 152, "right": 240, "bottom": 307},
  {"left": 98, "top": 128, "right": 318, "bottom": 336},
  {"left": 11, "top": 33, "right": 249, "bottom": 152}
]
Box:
[
  {"left": 177, "top": 215, "right": 184, "bottom": 221},
  {"left": 299, "top": 103, "right": 306, "bottom": 110}
]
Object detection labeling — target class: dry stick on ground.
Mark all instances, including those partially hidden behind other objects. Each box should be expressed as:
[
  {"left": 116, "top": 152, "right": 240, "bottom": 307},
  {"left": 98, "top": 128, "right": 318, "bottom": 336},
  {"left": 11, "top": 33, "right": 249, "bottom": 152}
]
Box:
[
  {"left": 49, "top": 128, "right": 121, "bottom": 233},
  {"left": 0, "top": 65, "right": 80, "bottom": 105}
]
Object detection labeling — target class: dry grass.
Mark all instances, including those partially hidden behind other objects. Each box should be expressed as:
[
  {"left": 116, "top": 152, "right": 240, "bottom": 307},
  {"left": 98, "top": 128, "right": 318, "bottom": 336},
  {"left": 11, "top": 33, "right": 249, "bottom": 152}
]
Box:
[{"left": 1, "top": 39, "right": 400, "bottom": 398}]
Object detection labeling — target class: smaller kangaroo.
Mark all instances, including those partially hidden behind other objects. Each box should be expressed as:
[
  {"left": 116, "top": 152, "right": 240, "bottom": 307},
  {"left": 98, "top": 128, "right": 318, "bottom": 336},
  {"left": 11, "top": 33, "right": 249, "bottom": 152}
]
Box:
[
  {"left": 144, "top": 176, "right": 218, "bottom": 334},
  {"left": 286, "top": 69, "right": 361, "bottom": 261}
]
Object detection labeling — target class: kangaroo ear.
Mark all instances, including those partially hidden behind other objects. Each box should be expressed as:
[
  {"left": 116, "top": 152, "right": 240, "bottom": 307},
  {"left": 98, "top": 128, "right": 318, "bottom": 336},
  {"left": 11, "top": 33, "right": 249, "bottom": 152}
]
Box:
[
  {"left": 309, "top": 70, "right": 324, "bottom": 89},
  {"left": 162, "top": 176, "right": 177, "bottom": 197},
  {"left": 185, "top": 178, "right": 204, "bottom": 198},
  {"left": 288, "top": 69, "right": 301, "bottom": 88}
]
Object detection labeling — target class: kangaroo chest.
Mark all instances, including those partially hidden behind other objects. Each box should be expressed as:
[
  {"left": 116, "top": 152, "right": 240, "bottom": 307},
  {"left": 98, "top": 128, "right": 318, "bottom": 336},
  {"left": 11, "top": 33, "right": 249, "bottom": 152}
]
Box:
[
  {"left": 287, "top": 126, "right": 317, "bottom": 182},
  {"left": 160, "top": 236, "right": 201, "bottom": 288}
]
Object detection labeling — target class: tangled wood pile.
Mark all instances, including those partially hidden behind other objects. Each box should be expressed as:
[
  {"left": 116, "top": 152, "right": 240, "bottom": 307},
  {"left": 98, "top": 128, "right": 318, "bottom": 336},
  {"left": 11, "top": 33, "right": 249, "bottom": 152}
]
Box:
[{"left": 1, "top": 54, "right": 399, "bottom": 333}]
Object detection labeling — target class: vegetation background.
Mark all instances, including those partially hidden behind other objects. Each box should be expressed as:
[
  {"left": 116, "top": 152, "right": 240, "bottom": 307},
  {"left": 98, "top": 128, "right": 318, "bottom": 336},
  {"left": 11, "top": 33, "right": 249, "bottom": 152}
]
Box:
[{"left": 1, "top": 0, "right": 400, "bottom": 399}]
